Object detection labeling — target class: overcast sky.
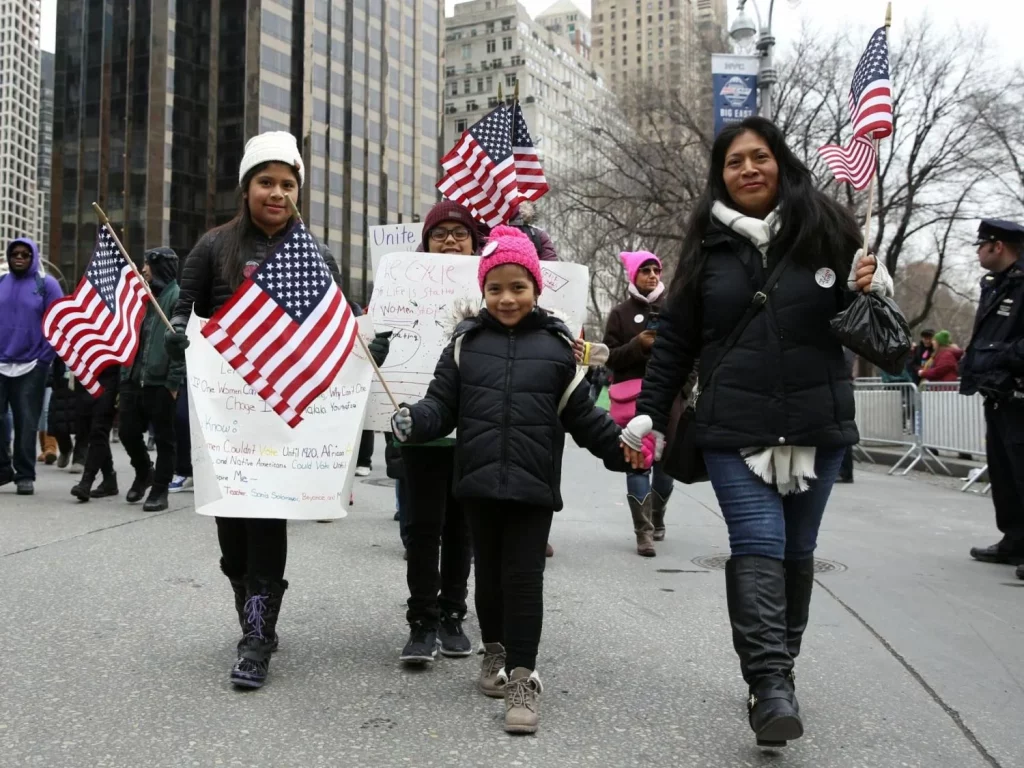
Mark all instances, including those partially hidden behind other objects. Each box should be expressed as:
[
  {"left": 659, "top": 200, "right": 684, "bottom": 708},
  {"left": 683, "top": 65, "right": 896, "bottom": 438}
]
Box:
[
  {"left": 41, "top": 0, "right": 1022, "bottom": 63},
  {"left": 452, "top": 0, "right": 1024, "bottom": 65}
]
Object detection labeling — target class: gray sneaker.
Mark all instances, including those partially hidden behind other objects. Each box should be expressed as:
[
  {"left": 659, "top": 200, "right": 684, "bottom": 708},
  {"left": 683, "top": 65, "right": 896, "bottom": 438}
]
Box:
[
  {"left": 478, "top": 643, "right": 507, "bottom": 698},
  {"left": 15, "top": 480, "right": 34, "bottom": 496},
  {"left": 504, "top": 667, "right": 542, "bottom": 734}
]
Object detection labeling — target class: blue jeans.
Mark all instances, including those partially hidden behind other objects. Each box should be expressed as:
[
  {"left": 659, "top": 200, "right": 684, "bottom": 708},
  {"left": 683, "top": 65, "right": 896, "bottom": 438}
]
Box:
[
  {"left": 626, "top": 462, "right": 674, "bottom": 500},
  {"left": 704, "top": 447, "right": 846, "bottom": 560},
  {"left": 0, "top": 365, "right": 49, "bottom": 482}
]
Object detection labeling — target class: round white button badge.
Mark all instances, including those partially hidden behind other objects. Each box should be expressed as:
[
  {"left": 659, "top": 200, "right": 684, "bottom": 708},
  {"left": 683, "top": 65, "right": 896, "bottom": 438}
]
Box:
[
  {"left": 814, "top": 268, "right": 836, "bottom": 288},
  {"left": 634, "top": 314, "right": 645, "bottom": 324}
]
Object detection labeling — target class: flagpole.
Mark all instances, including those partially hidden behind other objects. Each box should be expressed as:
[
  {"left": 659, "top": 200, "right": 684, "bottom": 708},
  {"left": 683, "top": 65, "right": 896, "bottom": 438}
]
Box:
[
  {"left": 285, "top": 196, "right": 401, "bottom": 412},
  {"left": 91, "top": 202, "right": 175, "bottom": 333},
  {"left": 862, "top": 3, "right": 892, "bottom": 255}
]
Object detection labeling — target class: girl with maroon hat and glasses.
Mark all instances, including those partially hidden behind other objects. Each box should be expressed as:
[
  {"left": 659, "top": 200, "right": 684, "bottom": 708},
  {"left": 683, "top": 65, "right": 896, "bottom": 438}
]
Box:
[
  {"left": 391, "top": 226, "right": 646, "bottom": 734},
  {"left": 397, "top": 201, "right": 481, "bottom": 667}
]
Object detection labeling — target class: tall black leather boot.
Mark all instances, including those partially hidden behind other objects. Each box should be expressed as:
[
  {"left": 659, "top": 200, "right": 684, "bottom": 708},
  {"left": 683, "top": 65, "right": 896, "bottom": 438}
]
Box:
[
  {"left": 726, "top": 556, "right": 803, "bottom": 747},
  {"left": 230, "top": 579, "right": 287, "bottom": 688},
  {"left": 783, "top": 559, "right": 815, "bottom": 665}
]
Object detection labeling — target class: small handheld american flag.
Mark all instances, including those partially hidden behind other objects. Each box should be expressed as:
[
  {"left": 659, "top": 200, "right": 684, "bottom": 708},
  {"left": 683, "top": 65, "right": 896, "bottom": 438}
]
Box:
[
  {"left": 437, "top": 105, "right": 520, "bottom": 227},
  {"left": 818, "top": 26, "right": 894, "bottom": 190},
  {"left": 512, "top": 103, "right": 549, "bottom": 203},
  {"left": 42, "top": 226, "right": 149, "bottom": 396},
  {"left": 201, "top": 222, "right": 358, "bottom": 428}
]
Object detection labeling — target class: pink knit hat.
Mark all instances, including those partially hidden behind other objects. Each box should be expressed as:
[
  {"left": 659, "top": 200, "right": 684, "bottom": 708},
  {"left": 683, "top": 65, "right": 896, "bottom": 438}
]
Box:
[
  {"left": 620, "top": 251, "right": 662, "bottom": 284},
  {"left": 478, "top": 225, "right": 544, "bottom": 295}
]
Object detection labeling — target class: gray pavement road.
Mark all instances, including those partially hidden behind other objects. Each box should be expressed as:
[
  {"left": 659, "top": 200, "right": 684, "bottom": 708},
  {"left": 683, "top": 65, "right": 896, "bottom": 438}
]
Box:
[{"left": 2, "top": 447, "right": 1021, "bottom": 768}]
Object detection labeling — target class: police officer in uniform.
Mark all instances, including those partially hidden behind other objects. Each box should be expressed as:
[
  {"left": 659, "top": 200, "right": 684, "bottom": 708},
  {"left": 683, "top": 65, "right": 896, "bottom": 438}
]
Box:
[{"left": 961, "top": 219, "right": 1024, "bottom": 580}]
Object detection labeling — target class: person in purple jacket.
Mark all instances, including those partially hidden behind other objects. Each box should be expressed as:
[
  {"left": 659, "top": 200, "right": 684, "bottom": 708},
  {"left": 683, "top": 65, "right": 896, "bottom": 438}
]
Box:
[{"left": 0, "top": 238, "right": 64, "bottom": 495}]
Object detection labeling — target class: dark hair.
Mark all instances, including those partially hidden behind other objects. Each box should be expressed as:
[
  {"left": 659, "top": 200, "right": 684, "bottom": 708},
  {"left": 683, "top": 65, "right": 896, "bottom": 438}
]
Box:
[
  {"left": 212, "top": 161, "right": 300, "bottom": 289},
  {"left": 670, "top": 117, "right": 862, "bottom": 295}
]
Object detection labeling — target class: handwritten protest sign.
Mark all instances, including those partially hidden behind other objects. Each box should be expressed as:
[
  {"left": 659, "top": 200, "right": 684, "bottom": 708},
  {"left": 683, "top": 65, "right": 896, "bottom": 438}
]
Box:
[
  {"left": 184, "top": 313, "right": 374, "bottom": 520},
  {"left": 369, "top": 223, "right": 423, "bottom": 275},
  {"left": 365, "top": 252, "right": 589, "bottom": 431}
]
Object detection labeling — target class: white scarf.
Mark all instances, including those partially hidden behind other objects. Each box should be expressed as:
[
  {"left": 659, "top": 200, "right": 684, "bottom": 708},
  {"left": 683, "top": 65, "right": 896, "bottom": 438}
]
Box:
[
  {"left": 710, "top": 201, "right": 816, "bottom": 495},
  {"left": 628, "top": 281, "right": 665, "bottom": 304}
]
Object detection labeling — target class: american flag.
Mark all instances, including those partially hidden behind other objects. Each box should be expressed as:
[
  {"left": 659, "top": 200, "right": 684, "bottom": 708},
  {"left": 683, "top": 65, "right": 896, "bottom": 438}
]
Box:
[
  {"left": 436, "top": 105, "right": 520, "bottom": 227},
  {"left": 512, "top": 103, "right": 549, "bottom": 202},
  {"left": 201, "top": 222, "right": 357, "bottom": 428},
  {"left": 42, "top": 226, "right": 149, "bottom": 396},
  {"left": 817, "top": 27, "right": 893, "bottom": 189}
]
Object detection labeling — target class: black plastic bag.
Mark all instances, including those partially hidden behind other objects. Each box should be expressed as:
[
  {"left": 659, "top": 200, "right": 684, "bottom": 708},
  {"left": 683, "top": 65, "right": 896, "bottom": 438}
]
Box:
[{"left": 830, "top": 293, "right": 913, "bottom": 375}]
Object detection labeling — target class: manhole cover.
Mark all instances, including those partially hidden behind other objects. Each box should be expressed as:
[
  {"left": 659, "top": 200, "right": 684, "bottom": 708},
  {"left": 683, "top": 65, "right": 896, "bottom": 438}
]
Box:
[
  {"left": 362, "top": 477, "right": 396, "bottom": 487},
  {"left": 691, "top": 555, "right": 846, "bottom": 573}
]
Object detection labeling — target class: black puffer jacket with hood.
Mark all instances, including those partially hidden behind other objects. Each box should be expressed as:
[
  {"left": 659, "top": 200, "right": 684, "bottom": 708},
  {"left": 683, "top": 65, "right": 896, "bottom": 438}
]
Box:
[{"left": 405, "top": 303, "right": 628, "bottom": 511}]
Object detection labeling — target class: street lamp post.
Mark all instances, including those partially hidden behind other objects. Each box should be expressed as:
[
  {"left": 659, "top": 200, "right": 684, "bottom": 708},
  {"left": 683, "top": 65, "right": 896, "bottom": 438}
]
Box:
[{"left": 729, "top": 0, "right": 778, "bottom": 122}]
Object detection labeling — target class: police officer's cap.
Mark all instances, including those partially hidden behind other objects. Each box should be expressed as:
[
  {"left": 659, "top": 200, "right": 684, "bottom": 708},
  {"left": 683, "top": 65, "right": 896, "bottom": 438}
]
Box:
[{"left": 974, "top": 219, "right": 1024, "bottom": 247}]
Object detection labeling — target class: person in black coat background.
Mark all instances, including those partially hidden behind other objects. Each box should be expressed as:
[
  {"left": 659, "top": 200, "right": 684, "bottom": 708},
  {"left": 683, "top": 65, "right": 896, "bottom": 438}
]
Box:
[
  {"left": 620, "top": 117, "right": 891, "bottom": 747},
  {"left": 392, "top": 227, "right": 637, "bottom": 735},
  {"left": 163, "top": 131, "right": 389, "bottom": 690}
]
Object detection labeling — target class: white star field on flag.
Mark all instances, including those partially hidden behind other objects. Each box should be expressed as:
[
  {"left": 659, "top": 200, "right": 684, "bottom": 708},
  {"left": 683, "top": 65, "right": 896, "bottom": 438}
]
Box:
[
  {"left": 251, "top": 226, "right": 333, "bottom": 323},
  {"left": 84, "top": 228, "right": 126, "bottom": 311}
]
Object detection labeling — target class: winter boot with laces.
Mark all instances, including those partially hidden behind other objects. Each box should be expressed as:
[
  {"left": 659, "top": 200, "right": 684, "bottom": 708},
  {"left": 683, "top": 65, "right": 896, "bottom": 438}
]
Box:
[
  {"left": 230, "top": 579, "right": 287, "bottom": 688},
  {"left": 438, "top": 612, "right": 473, "bottom": 657},
  {"left": 651, "top": 488, "right": 671, "bottom": 541},
  {"left": 90, "top": 470, "right": 118, "bottom": 499},
  {"left": 125, "top": 466, "right": 153, "bottom": 503},
  {"left": 627, "top": 494, "right": 656, "bottom": 557},
  {"left": 504, "top": 667, "right": 543, "bottom": 734},
  {"left": 478, "top": 643, "right": 507, "bottom": 698},
  {"left": 71, "top": 470, "right": 98, "bottom": 502},
  {"left": 142, "top": 484, "right": 170, "bottom": 512},
  {"left": 726, "top": 555, "right": 803, "bottom": 747}
]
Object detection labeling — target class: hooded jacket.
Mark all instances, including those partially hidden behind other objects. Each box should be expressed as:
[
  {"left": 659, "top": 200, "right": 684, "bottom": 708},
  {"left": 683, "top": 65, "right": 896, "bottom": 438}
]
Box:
[
  {"left": 405, "top": 303, "right": 627, "bottom": 511},
  {"left": 0, "top": 238, "right": 63, "bottom": 366},
  {"left": 122, "top": 252, "right": 185, "bottom": 391}
]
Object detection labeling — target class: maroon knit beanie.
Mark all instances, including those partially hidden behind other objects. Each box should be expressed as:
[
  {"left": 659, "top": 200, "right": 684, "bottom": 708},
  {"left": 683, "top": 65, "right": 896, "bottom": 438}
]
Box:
[{"left": 421, "top": 201, "right": 482, "bottom": 252}]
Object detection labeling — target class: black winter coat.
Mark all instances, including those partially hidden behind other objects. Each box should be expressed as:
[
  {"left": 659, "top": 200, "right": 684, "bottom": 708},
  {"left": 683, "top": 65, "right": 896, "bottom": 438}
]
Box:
[
  {"left": 47, "top": 358, "right": 83, "bottom": 436},
  {"left": 406, "top": 307, "right": 627, "bottom": 511},
  {"left": 602, "top": 291, "right": 663, "bottom": 383},
  {"left": 637, "top": 223, "right": 859, "bottom": 450},
  {"left": 171, "top": 224, "right": 348, "bottom": 326}
]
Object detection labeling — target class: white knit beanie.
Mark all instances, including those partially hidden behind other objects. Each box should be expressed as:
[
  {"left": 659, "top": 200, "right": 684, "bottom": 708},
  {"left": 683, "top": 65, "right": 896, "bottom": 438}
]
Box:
[{"left": 238, "top": 131, "right": 305, "bottom": 188}]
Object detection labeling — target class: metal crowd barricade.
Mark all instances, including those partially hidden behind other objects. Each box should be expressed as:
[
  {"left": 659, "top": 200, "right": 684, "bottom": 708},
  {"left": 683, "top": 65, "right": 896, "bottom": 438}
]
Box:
[
  {"left": 852, "top": 378, "right": 990, "bottom": 492},
  {"left": 852, "top": 380, "right": 920, "bottom": 473}
]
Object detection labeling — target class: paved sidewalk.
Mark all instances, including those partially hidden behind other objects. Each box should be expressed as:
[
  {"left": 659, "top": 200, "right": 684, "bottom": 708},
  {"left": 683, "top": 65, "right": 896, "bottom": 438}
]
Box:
[{"left": 1, "top": 449, "right": 1020, "bottom": 767}]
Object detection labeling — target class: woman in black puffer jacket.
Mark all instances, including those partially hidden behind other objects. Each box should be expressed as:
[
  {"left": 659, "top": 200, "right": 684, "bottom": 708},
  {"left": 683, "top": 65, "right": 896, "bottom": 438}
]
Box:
[
  {"left": 164, "top": 131, "right": 388, "bottom": 691},
  {"left": 620, "top": 117, "right": 893, "bottom": 747}
]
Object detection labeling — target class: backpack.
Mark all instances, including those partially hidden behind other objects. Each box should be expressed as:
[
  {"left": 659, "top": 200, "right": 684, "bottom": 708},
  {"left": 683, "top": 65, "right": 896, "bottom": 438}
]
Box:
[
  {"left": 514, "top": 224, "right": 545, "bottom": 257},
  {"left": 452, "top": 332, "right": 588, "bottom": 416}
]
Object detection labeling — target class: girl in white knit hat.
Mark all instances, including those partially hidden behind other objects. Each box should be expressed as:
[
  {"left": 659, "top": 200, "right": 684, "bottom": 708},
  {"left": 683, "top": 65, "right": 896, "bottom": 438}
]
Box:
[{"left": 162, "top": 131, "right": 390, "bottom": 690}]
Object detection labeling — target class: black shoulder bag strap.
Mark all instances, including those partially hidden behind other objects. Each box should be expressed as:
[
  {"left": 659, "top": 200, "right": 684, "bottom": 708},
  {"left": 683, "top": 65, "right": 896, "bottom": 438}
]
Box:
[{"left": 692, "top": 253, "right": 792, "bottom": 406}]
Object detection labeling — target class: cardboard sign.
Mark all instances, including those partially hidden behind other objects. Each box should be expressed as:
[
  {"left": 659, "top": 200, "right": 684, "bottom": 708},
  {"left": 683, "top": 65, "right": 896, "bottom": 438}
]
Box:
[
  {"left": 184, "top": 313, "right": 374, "bottom": 520},
  {"left": 365, "top": 252, "right": 589, "bottom": 431}
]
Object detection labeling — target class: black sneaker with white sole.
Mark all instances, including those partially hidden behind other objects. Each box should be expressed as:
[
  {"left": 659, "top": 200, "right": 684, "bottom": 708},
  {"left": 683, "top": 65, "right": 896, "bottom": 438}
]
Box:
[
  {"left": 400, "top": 623, "right": 438, "bottom": 665},
  {"left": 437, "top": 613, "right": 473, "bottom": 657}
]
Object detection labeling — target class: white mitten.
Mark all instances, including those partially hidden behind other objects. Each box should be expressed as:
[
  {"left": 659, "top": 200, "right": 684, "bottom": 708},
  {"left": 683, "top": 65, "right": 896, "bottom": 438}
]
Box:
[
  {"left": 847, "top": 249, "right": 894, "bottom": 298},
  {"left": 391, "top": 407, "right": 413, "bottom": 443},
  {"left": 620, "top": 415, "right": 653, "bottom": 452}
]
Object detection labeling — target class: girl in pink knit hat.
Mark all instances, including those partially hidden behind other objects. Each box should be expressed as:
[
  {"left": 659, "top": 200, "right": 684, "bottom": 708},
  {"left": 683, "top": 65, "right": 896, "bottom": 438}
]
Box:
[{"left": 390, "top": 225, "right": 651, "bottom": 735}]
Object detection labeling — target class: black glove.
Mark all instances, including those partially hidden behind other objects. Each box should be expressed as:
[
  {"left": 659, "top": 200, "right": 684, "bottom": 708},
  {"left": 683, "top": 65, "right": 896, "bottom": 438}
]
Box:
[
  {"left": 165, "top": 327, "right": 191, "bottom": 361},
  {"left": 368, "top": 331, "right": 392, "bottom": 367}
]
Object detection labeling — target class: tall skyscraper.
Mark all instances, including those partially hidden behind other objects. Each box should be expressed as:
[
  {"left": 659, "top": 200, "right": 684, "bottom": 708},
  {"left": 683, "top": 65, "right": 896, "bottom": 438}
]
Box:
[
  {"left": 0, "top": 0, "right": 42, "bottom": 250},
  {"left": 443, "top": 0, "right": 610, "bottom": 179},
  {"left": 51, "top": 0, "right": 442, "bottom": 303},
  {"left": 37, "top": 50, "right": 54, "bottom": 264},
  {"left": 590, "top": 0, "right": 727, "bottom": 101}
]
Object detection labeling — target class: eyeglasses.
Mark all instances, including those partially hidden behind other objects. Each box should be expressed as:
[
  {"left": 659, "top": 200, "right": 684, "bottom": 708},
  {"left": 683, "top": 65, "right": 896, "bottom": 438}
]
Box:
[
  {"left": 638, "top": 265, "right": 662, "bottom": 276},
  {"left": 429, "top": 227, "right": 471, "bottom": 242}
]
